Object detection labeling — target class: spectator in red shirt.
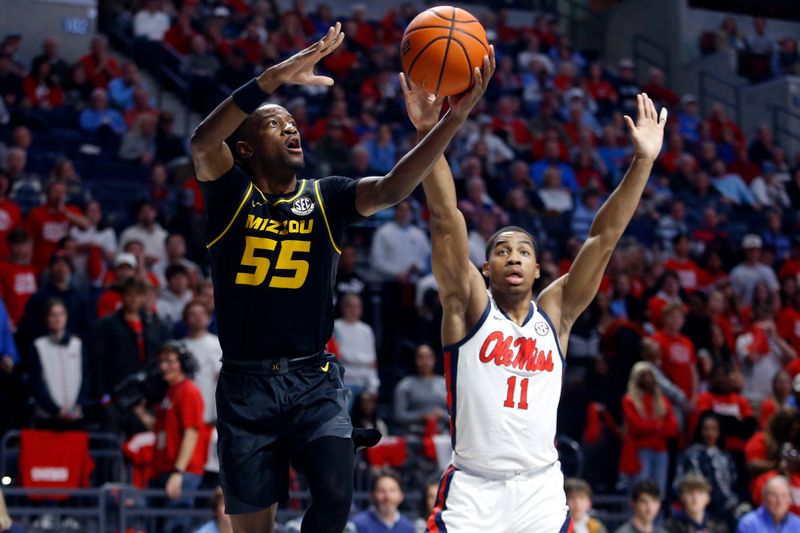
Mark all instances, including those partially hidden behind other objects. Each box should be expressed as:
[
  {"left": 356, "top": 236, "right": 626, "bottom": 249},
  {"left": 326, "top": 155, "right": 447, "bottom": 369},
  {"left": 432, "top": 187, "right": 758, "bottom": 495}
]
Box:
[
  {"left": 652, "top": 303, "right": 698, "bottom": 405},
  {"left": 620, "top": 362, "right": 679, "bottom": 497},
  {"left": 233, "top": 21, "right": 266, "bottom": 65},
  {"left": 134, "top": 340, "right": 205, "bottom": 533},
  {"left": 641, "top": 67, "right": 679, "bottom": 108},
  {"left": 745, "top": 408, "right": 800, "bottom": 495},
  {"left": 0, "top": 170, "right": 22, "bottom": 259},
  {"left": 0, "top": 228, "right": 36, "bottom": 328},
  {"left": 584, "top": 62, "right": 617, "bottom": 118},
  {"left": 27, "top": 179, "right": 89, "bottom": 274},
  {"left": 123, "top": 88, "right": 158, "bottom": 129},
  {"left": 79, "top": 36, "right": 121, "bottom": 88},
  {"left": 22, "top": 61, "right": 63, "bottom": 110},
  {"left": 647, "top": 271, "right": 684, "bottom": 329},
  {"left": 779, "top": 238, "right": 800, "bottom": 281},
  {"left": 695, "top": 365, "right": 756, "bottom": 453},
  {"left": 163, "top": 11, "right": 196, "bottom": 55},
  {"left": 759, "top": 370, "right": 792, "bottom": 430},
  {"left": 664, "top": 234, "right": 710, "bottom": 294}
]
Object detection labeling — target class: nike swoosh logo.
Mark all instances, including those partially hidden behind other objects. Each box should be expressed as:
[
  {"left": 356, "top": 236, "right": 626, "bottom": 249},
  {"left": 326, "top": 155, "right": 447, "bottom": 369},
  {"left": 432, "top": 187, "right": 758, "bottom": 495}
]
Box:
[
  {"left": 252, "top": 200, "right": 265, "bottom": 208},
  {"left": 320, "top": 362, "right": 330, "bottom": 372}
]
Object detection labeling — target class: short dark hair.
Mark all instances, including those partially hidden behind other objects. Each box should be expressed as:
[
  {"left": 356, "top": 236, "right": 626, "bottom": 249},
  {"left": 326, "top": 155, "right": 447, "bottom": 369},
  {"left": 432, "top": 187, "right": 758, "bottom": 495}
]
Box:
[
  {"left": 564, "top": 478, "right": 592, "bottom": 499},
  {"left": 7, "top": 227, "right": 30, "bottom": 246},
  {"left": 165, "top": 263, "right": 189, "bottom": 281},
  {"left": 484, "top": 226, "right": 538, "bottom": 261},
  {"left": 160, "top": 340, "right": 198, "bottom": 378},
  {"left": 121, "top": 276, "right": 147, "bottom": 295},
  {"left": 371, "top": 469, "right": 402, "bottom": 493},
  {"left": 678, "top": 473, "right": 711, "bottom": 495},
  {"left": 43, "top": 297, "right": 67, "bottom": 321},
  {"left": 631, "top": 479, "right": 661, "bottom": 502},
  {"left": 182, "top": 299, "right": 210, "bottom": 321}
]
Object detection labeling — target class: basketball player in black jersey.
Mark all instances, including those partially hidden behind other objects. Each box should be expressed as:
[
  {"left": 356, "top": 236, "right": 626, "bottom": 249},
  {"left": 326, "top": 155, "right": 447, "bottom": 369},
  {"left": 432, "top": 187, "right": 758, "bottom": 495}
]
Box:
[{"left": 190, "top": 23, "right": 494, "bottom": 533}]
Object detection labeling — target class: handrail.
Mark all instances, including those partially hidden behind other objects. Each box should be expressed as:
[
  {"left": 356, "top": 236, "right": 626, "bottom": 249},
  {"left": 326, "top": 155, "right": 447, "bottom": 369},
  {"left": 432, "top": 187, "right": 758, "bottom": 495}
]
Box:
[
  {"left": 772, "top": 105, "right": 800, "bottom": 146},
  {"left": 632, "top": 33, "right": 671, "bottom": 84},
  {"left": 698, "top": 69, "right": 742, "bottom": 125}
]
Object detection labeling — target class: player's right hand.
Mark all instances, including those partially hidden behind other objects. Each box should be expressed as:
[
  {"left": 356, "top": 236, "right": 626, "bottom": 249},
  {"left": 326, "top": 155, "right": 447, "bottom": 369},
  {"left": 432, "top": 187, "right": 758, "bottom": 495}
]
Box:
[{"left": 258, "top": 22, "right": 345, "bottom": 91}]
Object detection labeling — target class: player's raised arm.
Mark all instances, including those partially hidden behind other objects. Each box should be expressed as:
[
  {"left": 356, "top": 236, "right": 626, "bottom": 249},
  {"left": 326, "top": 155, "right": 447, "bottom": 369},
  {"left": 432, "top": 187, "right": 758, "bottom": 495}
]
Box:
[
  {"left": 400, "top": 70, "right": 490, "bottom": 345},
  {"left": 539, "top": 93, "right": 667, "bottom": 341},
  {"left": 354, "top": 48, "right": 496, "bottom": 217},
  {"left": 190, "top": 23, "right": 345, "bottom": 182}
]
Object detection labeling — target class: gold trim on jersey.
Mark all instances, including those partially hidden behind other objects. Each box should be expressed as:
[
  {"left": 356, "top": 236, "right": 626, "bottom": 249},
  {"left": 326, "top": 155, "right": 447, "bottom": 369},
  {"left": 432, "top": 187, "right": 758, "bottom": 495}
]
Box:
[
  {"left": 314, "top": 180, "right": 341, "bottom": 254},
  {"left": 207, "top": 182, "right": 254, "bottom": 249},
  {"left": 252, "top": 179, "right": 307, "bottom": 205}
]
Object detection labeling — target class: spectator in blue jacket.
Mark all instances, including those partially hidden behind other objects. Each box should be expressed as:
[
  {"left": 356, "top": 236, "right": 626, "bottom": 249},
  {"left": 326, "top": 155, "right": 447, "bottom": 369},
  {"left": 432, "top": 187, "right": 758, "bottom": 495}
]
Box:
[
  {"left": 353, "top": 472, "right": 415, "bottom": 533},
  {"left": 736, "top": 476, "right": 800, "bottom": 532},
  {"left": 79, "top": 88, "right": 127, "bottom": 136}
]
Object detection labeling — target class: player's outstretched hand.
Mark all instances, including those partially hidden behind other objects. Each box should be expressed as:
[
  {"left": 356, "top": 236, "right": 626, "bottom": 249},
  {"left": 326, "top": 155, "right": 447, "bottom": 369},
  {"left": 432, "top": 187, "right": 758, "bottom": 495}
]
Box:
[
  {"left": 399, "top": 72, "right": 445, "bottom": 132},
  {"left": 257, "top": 22, "right": 345, "bottom": 90},
  {"left": 447, "top": 44, "right": 495, "bottom": 121},
  {"left": 624, "top": 93, "right": 667, "bottom": 162}
]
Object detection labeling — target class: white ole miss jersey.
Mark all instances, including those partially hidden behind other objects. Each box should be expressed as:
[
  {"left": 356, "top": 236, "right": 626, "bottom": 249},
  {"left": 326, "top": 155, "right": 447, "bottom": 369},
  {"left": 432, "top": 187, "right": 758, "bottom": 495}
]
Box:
[{"left": 444, "top": 291, "right": 564, "bottom": 474}]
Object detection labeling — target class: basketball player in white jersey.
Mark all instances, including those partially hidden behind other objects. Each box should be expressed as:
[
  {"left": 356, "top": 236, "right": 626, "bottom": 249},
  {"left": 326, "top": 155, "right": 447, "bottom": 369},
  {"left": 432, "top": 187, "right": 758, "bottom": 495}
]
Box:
[{"left": 400, "top": 56, "right": 667, "bottom": 532}]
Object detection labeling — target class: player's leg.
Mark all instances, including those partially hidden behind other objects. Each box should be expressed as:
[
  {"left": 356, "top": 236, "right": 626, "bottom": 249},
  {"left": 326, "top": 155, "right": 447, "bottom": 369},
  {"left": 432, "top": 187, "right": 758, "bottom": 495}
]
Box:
[
  {"left": 511, "top": 463, "right": 569, "bottom": 532},
  {"left": 294, "top": 436, "right": 354, "bottom": 533},
  {"left": 229, "top": 504, "right": 278, "bottom": 533},
  {"left": 427, "top": 467, "right": 508, "bottom": 532}
]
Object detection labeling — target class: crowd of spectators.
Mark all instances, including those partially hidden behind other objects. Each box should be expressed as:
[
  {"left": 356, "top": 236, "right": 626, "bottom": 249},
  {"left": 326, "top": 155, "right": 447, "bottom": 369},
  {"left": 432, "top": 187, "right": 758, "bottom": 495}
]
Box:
[
  {"left": 699, "top": 16, "right": 800, "bottom": 82},
  {"left": 1, "top": 0, "right": 800, "bottom": 531}
]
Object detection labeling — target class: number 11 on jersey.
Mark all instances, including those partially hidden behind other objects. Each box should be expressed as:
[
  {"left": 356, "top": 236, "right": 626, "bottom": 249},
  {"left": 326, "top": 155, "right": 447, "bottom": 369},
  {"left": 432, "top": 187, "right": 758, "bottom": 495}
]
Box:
[{"left": 504, "top": 376, "right": 529, "bottom": 410}]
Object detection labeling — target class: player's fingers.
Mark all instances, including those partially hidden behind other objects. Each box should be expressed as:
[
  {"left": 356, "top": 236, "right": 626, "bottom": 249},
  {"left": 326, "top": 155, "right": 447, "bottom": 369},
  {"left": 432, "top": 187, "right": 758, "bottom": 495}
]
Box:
[
  {"left": 659, "top": 107, "right": 668, "bottom": 127},
  {"left": 623, "top": 114, "right": 635, "bottom": 132},
  {"left": 399, "top": 72, "right": 410, "bottom": 97},
  {"left": 648, "top": 97, "right": 658, "bottom": 121},
  {"left": 636, "top": 94, "right": 644, "bottom": 121},
  {"left": 309, "top": 75, "right": 335, "bottom": 86},
  {"left": 320, "top": 32, "right": 345, "bottom": 57},
  {"left": 489, "top": 44, "right": 496, "bottom": 72},
  {"left": 473, "top": 66, "right": 483, "bottom": 93}
]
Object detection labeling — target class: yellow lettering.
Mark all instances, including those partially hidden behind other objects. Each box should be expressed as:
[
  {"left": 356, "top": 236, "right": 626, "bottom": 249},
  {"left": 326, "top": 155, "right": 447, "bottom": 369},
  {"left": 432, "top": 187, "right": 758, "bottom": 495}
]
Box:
[
  {"left": 289, "top": 220, "right": 299, "bottom": 233},
  {"left": 300, "top": 220, "right": 313, "bottom": 234},
  {"left": 279, "top": 220, "right": 289, "bottom": 236},
  {"left": 245, "top": 215, "right": 263, "bottom": 230},
  {"left": 266, "top": 219, "right": 280, "bottom": 234}
]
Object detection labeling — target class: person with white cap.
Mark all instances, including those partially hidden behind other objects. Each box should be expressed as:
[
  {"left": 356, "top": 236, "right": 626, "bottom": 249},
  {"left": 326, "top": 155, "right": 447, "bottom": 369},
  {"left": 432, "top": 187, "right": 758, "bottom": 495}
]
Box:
[
  {"left": 96, "top": 251, "right": 138, "bottom": 319},
  {"left": 730, "top": 234, "right": 779, "bottom": 307}
]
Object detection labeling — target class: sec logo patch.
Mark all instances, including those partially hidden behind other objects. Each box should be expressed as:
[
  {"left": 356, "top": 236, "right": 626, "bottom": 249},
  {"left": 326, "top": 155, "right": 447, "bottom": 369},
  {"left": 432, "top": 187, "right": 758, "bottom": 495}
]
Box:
[
  {"left": 291, "top": 196, "right": 315, "bottom": 216},
  {"left": 534, "top": 321, "right": 549, "bottom": 336}
]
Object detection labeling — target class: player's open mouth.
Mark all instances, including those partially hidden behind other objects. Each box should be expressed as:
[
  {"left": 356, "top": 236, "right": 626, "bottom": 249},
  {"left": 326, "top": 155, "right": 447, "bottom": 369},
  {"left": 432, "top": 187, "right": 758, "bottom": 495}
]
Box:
[
  {"left": 505, "top": 271, "right": 524, "bottom": 284},
  {"left": 286, "top": 138, "right": 302, "bottom": 154}
]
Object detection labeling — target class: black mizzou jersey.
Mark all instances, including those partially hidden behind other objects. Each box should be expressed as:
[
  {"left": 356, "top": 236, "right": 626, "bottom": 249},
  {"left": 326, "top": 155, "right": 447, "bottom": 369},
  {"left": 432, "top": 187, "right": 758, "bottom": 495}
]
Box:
[{"left": 199, "top": 163, "right": 363, "bottom": 362}]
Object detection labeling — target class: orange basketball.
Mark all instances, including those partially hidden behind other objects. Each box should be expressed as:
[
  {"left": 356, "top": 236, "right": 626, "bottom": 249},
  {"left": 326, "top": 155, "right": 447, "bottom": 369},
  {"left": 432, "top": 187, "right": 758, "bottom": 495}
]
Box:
[{"left": 401, "top": 6, "right": 490, "bottom": 97}]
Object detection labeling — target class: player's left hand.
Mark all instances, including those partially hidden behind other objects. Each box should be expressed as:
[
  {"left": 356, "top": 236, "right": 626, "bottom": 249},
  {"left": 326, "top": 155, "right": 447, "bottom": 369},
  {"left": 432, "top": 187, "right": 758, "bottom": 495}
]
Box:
[
  {"left": 624, "top": 93, "right": 667, "bottom": 162},
  {"left": 447, "top": 45, "right": 495, "bottom": 121},
  {"left": 399, "top": 72, "right": 444, "bottom": 132},
  {"left": 166, "top": 472, "right": 183, "bottom": 500}
]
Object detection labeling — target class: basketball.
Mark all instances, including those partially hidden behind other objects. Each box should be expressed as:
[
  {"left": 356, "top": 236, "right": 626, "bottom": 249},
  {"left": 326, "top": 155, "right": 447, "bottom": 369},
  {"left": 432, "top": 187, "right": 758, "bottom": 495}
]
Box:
[{"left": 400, "top": 6, "right": 490, "bottom": 97}]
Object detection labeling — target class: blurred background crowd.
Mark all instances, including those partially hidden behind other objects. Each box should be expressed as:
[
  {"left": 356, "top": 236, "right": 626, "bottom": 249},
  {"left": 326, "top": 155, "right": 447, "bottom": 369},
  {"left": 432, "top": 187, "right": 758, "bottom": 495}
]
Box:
[{"left": 1, "top": 0, "right": 800, "bottom": 531}]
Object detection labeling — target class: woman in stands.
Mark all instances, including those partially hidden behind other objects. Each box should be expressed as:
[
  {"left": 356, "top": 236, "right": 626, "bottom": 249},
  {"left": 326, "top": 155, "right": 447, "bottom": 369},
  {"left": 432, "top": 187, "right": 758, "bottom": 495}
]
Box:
[
  {"left": 674, "top": 412, "right": 740, "bottom": 519},
  {"left": 28, "top": 298, "right": 89, "bottom": 429},
  {"left": 620, "top": 361, "right": 679, "bottom": 498}
]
